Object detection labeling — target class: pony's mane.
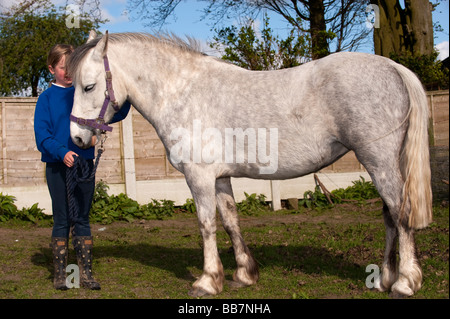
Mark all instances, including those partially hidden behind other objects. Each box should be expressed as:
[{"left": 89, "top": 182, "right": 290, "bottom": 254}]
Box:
[{"left": 67, "top": 32, "right": 204, "bottom": 80}]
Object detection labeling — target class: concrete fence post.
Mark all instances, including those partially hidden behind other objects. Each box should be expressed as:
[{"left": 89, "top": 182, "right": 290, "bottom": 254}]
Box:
[
  {"left": 121, "top": 110, "right": 137, "bottom": 200},
  {"left": 270, "top": 180, "right": 282, "bottom": 211}
]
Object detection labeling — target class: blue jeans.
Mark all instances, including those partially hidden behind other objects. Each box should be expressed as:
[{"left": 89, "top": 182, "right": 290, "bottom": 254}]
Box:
[{"left": 46, "top": 162, "right": 95, "bottom": 238}]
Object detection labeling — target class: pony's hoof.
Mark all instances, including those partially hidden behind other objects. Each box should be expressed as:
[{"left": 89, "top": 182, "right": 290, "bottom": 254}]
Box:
[
  {"left": 188, "top": 287, "right": 211, "bottom": 298},
  {"left": 390, "top": 280, "right": 414, "bottom": 298},
  {"left": 189, "top": 273, "right": 224, "bottom": 297},
  {"left": 228, "top": 280, "right": 248, "bottom": 289},
  {"left": 389, "top": 291, "right": 408, "bottom": 299}
]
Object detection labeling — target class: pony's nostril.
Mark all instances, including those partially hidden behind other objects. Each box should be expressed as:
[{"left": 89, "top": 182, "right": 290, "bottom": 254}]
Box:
[{"left": 74, "top": 136, "right": 83, "bottom": 146}]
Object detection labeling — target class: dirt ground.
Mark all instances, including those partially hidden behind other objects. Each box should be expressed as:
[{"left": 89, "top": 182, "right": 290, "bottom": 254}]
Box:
[{"left": 0, "top": 204, "right": 381, "bottom": 244}]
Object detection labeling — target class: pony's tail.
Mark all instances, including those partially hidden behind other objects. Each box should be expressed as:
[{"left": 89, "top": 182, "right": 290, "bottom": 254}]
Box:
[{"left": 392, "top": 62, "right": 433, "bottom": 229}]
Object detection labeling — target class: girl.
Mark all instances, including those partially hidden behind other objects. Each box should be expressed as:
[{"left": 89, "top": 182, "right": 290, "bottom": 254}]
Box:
[{"left": 34, "top": 44, "right": 129, "bottom": 290}]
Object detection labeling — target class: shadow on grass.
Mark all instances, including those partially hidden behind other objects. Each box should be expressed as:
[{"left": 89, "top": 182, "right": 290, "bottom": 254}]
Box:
[{"left": 32, "top": 242, "right": 368, "bottom": 285}]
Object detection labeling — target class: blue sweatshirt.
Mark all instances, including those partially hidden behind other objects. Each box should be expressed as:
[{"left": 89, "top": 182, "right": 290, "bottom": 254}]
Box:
[{"left": 34, "top": 84, "right": 130, "bottom": 163}]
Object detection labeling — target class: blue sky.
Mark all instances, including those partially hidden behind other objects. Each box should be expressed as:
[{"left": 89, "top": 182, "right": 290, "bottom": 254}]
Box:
[
  {"left": 1, "top": 0, "right": 448, "bottom": 59},
  {"left": 98, "top": 0, "right": 449, "bottom": 60}
]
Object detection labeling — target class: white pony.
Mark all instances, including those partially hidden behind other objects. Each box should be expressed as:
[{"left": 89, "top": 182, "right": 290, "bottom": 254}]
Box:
[{"left": 68, "top": 31, "right": 432, "bottom": 298}]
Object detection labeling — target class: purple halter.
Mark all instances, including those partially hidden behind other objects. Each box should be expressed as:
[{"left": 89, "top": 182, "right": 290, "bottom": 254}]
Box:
[{"left": 70, "top": 55, "right": 120, "bottom": 133}]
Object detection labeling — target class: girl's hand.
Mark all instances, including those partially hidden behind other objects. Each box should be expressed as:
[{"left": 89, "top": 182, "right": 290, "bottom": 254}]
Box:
[
  {"left": 64, "top": 151, "right": 78, "bottom": 167},
  {"left": 91, "top": 135, "right": 97, "bottom": 146}
]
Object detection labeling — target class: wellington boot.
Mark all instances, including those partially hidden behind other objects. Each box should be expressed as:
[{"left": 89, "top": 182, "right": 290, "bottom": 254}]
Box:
[
  {"left": 51, "top": 237, "right": 68, "bottom": 290},
  {"left": 73, "top": 236, "right": 101, "bottom": 290}
]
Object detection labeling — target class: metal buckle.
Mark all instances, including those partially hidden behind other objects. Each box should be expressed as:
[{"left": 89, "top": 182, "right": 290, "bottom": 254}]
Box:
[
  {"left": 111, "top": 101, "right": 120, "bottom": 112},
  {"left": 76, "top": 118, "right": 87, "bottom": 125}
]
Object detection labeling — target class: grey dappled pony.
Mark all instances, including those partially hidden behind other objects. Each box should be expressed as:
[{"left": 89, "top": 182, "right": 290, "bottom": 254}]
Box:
[{"left": 68, "top": 31, "right": 432, "bottom": 298}]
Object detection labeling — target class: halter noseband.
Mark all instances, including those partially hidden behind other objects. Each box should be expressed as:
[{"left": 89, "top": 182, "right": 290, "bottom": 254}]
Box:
[{"left": 70, "top": 55, "right": 120, "bottom": 133}]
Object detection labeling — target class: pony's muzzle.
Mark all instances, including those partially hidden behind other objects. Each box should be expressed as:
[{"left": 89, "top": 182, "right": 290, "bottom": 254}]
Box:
[
  {"left": 72, "top": 134, "right": 93, "bottom": 149},
  {"left": 73, "top": 135, "right": 84, "bottom": 148},
  {"left": 71, "top": 129, "right": 95, "bottom": 150}
]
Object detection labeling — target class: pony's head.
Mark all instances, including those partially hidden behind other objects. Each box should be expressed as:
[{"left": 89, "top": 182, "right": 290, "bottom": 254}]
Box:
[{"left": 68, "top": 30, "right": 127, "bottom": 149}]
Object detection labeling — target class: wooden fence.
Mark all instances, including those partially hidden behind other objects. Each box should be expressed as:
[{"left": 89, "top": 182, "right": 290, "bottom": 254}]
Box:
[
  {"left": 0, "top": 90, "right": 448, "bottom": 210},
  {"left": 0, "top": 99, "right": 371, "bottom": 187},
  {"left": 427, "top": 90, "right": 450, "bottom": 146}
]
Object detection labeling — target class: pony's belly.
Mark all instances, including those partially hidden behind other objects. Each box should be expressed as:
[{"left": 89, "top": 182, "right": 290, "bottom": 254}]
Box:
[{"left": 213, "top": 161, "right": 320, "bottom": 180}]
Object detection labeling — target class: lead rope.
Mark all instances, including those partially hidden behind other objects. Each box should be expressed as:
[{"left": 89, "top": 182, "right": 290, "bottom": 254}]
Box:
[{"left": 66, "top": 135, "right": 106, "bottom": 237}]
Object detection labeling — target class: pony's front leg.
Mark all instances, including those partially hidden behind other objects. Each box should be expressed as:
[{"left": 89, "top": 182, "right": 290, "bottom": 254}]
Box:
[
  {"left": 185, "top": 171, "right": 224, "bottom": 297},
  {"left": 216, "top": 177, "right": 259, "bottom": 287}
]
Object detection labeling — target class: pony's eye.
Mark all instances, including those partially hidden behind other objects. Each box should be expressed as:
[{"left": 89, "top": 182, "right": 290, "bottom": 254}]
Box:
[{"left": 84, "top": 84, "right": 95, "bottom": 92}]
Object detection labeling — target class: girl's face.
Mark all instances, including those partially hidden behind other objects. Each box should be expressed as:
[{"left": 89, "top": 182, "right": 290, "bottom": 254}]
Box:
[{"left": 49, "top": 55, "right": 72, "bottom": 87}]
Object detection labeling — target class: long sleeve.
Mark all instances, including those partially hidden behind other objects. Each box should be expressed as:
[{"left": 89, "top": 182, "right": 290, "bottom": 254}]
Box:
[
  {"left": 34, "top": 85, "right": 94, "bottom": 162},
  {"left": 34, "top": 92, "right": 70, "bottom": 162}
]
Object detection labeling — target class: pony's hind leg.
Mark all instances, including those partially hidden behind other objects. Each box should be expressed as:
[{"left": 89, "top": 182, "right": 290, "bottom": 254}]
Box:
[
  {"left": 391, "top": 223, "right": 422, "bottom": 297},
  {"left": 379, "top": 203, "right": 398, "bottom": 292},
  {"left": 185, "top": 170, "right": 224, "bottom": 297},
  {"left": 215, "top": 178, "right": 259, "bottom": 287},
  {"left": 363, "top": 157, "right": 423, "bottom": 297}
]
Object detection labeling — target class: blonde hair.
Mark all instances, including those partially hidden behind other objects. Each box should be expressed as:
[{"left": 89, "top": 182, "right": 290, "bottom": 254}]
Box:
[{"left": 47, "top": 44, "right": 74, "bottom": 68}]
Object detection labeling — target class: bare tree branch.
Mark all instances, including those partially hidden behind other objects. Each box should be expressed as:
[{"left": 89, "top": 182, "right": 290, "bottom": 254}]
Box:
[{"left": 127, "top": 0, "right": 373, "bottom": 56}]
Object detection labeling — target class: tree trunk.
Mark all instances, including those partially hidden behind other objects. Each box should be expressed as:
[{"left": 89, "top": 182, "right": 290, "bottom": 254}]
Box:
[
  {"left": 405, "top": 0, "right": 434, "bottom": 55},
  {"left": 31, "top": 74, "right": 39, "bottom": 97},
  {"left": 309, "top": 0, "right": 329, "bottom": 59},
  {"left": 372, "top": 0, "right": 433, "bottom": 57}
]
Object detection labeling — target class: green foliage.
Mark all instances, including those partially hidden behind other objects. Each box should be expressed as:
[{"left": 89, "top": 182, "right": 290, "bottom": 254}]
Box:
[
  {"left": 177, "top": 193, "right": 271, "bottom": 216},
  {"left": 236, "top": 192, "right": 269, "bottom": 215},
  {"left": 0, "top": 193, "right": 18, "bottom": 221},
  {"left": 390, "top": 51, "right": 449, "bottom": 90},
  {"left": 299, "top": 186, "right": 330, "bottom": 210},
  {"left": 0, "top": 0, "right": 104, "bottom": 96},
  {"left": 0, "top": 181, "right": 185, "bottom": 225},
  {"left": 311, "top": 29, "right": 336, "bottom": 59},
  {"left": 331, "top": 176, "right": 380, "bottom": 204},
  {"left": 0, "top": 192, "right": 50, "bottom": 223},
  {"left": 180, "top": 198, "right": 196, "bottom": 214},
  {"left": 16, "top": 204, "right": 49, "bottom": 223},
  {"left": 1, "top": 177, "right": 380, "bottom": 224},
  {"left": 297, "top": 176, "right": 380, "bottom": 210},
  {"left": 89, "top": 181, "right": 177, "bottom": 224},
  {"left": 141, "top": 199, "right": 176, "bottom": 220},
  {"left": 210, "top": 14, "right": 310, "bottom": 71}
]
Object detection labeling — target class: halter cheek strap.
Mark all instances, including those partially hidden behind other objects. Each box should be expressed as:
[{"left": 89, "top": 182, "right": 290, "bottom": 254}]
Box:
[
  {"left": 103, "top": 55, "right": 120, "bottom": 113},
  {"left": 70, "top": 55, "right": 120, "bottom": 133}
]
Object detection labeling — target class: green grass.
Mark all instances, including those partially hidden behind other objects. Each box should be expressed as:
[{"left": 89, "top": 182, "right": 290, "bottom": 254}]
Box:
[{"left": 0, "top": 203, "right": 448, "bottom": 299}]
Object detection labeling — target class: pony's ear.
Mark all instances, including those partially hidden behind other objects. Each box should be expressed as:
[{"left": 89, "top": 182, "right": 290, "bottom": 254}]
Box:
[
  {"left": 87, "top": 30, "right": 97, "bottom": 43},
  {"left": 92, "top": 30, "right": 109, "bottom": 60}
]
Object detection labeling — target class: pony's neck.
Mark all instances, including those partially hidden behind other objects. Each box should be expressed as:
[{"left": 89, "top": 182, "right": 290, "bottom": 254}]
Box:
[{"left": 110, "top": 39, "right": 209, "bottom": 124}]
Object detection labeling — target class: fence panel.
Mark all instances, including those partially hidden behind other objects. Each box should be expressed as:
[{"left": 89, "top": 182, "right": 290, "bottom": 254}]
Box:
[{"left": 0, "top": 90, "right": 448, "bottom": 188}]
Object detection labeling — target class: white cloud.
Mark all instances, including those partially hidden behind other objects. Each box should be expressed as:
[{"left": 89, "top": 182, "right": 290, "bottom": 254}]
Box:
[
  {"left": 200, "top": 39, "right": 223, "bottom": 58},
  {"left": 0, "top": 0, "right": 18, "bottom": 8},
  {"left": 435, "top": 41, "right": 449, "bottom": 61},
  {"left": 0, "top": 0, "right": 20, "bottom": 13},
  {"left": 101, "top": 7, "right": 129, "bottom": 25}
]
